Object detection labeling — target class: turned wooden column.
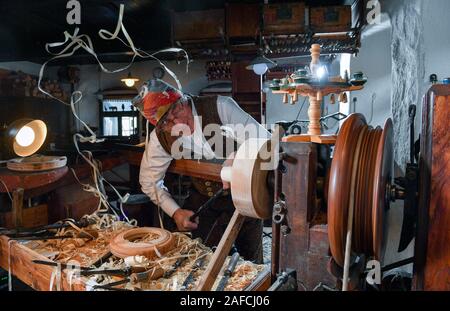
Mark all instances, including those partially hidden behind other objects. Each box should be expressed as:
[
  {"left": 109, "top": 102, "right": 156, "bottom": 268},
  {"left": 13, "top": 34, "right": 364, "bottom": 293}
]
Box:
[
  {"left": 308, "top": 91, "right": 323, "bottom": 135},
  {"left": 308, "top": 44, "right": 322, "bottom": 136}
]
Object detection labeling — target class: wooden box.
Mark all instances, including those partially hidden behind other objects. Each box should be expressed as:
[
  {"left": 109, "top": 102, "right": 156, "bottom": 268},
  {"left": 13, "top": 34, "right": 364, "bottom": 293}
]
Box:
[
  {"left": 263, "top": 3, "right": 305, "bottom": 34},
  {"left": 0, "top": 204, "right": 48, "bottom": 229},
  {"left": 310, "top": 6, "right": 352, "bottom": 33},
  {"left": 172, "top": 9, "right": 225, "bottom": 41},
  {"left": 226, "top": 3, "right": 260, "bottom": 39}
]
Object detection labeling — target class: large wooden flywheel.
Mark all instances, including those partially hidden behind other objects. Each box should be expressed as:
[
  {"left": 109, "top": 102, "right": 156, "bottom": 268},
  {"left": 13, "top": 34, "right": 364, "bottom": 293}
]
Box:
[{"left": 328, "top": 114, "right": 393, "bottom": 267}]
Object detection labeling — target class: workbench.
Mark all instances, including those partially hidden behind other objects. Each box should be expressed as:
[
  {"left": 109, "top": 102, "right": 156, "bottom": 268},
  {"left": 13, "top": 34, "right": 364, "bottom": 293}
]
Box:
[{"left": 0, "top": 232, "right": 270, "bottom": 291}]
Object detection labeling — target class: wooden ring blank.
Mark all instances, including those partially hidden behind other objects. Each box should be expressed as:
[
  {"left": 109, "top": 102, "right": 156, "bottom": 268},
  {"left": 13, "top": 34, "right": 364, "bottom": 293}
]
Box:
[{"left": 109, "top": 227, "right": 175, "bottom": 259}]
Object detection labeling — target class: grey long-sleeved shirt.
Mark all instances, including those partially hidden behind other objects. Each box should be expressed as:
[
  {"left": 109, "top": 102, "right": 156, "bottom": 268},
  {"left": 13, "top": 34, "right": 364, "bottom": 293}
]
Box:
[{"left": 139, "top": 95, "right": 270, "bottom": 217}]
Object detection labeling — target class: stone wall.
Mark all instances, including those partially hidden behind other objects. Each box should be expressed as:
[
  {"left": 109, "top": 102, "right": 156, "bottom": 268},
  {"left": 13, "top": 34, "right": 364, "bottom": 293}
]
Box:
[{"left": 388, "top": 0, "right": 425, "bottom": 171}]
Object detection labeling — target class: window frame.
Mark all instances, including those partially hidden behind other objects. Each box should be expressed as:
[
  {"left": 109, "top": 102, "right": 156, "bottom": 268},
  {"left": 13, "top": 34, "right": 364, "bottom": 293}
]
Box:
[{"left": 98, "top": 92, "right": 140, "bottom": 139}]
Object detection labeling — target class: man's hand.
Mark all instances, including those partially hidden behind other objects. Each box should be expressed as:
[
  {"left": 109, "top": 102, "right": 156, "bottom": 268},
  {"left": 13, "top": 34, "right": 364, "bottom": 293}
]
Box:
[
  {"left": 222, "top": 152, "right": 236, "bottom": 190},
  {"left": 173, "top": 209, "right": 198, "bottom": 232}
]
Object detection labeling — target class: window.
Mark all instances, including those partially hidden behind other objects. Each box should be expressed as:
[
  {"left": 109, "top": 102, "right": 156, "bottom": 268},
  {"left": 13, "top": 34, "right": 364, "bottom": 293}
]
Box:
[
  {"left": 100, "top": 97, "right": 140, "bottom": 138},
  {"left": 121, "top": 116, "right": 137, "bottom": 136},
  {"left": 103, "top": 117, "right": 119, "bottom": 136}
]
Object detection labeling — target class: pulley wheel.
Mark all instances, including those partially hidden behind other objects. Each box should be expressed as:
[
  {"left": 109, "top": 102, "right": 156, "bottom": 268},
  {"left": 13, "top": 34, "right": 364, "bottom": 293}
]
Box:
[
  {"left": 328, "top": 114, "right": 367, "bottom": 267},
  {"left": 328, "top": 114, "right": 394, "bottom": 267},
  {"left": 372, "top": 119, "right": 394, "bottom": 261}
]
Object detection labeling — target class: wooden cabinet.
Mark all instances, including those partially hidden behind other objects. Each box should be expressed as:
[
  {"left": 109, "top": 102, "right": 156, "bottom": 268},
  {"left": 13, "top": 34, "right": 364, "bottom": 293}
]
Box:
[
  {"left": 226, "top": 3, "right": 260, "bottom": 39},
  {"left": 310, "top": 5, "right": 353, "bottom": 33},
  {"left": 263, "top": 3, "right": 306, "bottom": 34},
  {"left": 231, "top": 62, "right": 260, "bottom": 94},
  {"left": 231, "top": 61, "right": 261, "bottom": 122},
  {"left": 414, "top": 84, "right": 450, "bottom": 290},
  {"left": 172, "top": 9, "right": 225, "bottom": 41}
]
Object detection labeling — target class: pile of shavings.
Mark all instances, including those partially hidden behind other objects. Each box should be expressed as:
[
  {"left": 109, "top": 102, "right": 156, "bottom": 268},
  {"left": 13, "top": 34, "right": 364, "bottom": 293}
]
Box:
[
  {"left": 87, "top": 232, "right": 266, "bottom": 291},
  {"left": 24, "top": 213, "right": 133, "bottom": 267}
]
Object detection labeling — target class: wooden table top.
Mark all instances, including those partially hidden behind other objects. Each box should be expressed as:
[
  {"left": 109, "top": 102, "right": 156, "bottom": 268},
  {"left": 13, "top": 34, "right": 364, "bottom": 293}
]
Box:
[{"left": 0, "top": 166, "right": 68, "bottom": 192}]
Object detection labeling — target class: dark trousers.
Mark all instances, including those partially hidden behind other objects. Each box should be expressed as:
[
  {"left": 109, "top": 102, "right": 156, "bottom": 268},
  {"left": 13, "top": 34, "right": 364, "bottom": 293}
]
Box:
[{"left": 161, "top": 188, "right": 264, "bottom": 264}]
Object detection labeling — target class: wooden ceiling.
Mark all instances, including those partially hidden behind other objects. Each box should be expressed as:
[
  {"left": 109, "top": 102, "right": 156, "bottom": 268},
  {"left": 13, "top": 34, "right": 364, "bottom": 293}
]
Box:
[{"left": 0, "top": 0, "right": 357, "bottom": 64}]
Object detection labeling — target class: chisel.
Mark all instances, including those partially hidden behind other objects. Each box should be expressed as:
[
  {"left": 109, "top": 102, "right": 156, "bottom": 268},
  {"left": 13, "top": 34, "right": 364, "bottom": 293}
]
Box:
[
  {"left": 179, "top": 255, "right": 207, "bottom": 291},
  {"left": 216, "top": 252, "right": 240, "bottom": 291},
  {"left": 189, "top": 188, "right": 225, "bottom": 222}
]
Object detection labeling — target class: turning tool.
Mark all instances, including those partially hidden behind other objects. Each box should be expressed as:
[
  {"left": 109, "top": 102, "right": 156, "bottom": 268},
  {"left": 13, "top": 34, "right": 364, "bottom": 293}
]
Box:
[{"left": 215, "top": 252, "right": 240, "bottom": 291}]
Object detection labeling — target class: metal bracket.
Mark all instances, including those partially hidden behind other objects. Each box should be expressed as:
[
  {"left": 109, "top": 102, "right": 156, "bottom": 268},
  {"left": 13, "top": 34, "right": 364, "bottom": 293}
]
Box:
[{"left": 268, "top": 269, "right": 297, "bottom": 291}]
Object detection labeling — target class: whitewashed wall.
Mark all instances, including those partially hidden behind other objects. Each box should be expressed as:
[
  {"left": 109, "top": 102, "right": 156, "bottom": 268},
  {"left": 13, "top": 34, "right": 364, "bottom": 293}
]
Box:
[{"left": 53, "top": 59, "right": 209, "bottom": 129}]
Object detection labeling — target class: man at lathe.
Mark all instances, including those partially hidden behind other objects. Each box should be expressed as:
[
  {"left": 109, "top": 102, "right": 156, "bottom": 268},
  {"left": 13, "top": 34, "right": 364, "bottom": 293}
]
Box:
[{"left": 133, "top": 79, "right": 270, "bottom": 263}]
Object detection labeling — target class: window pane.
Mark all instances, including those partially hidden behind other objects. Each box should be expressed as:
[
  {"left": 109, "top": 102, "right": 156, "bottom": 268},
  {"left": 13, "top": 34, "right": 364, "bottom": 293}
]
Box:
[
  {"left": 103, "top": 117, "right": 119, "bottom": 136},
  {"left": 102, "top": 99, "right": 134, "bottom": 112},
  {"left": 122, "top": 117, "right": 137, "bottom": 136}
]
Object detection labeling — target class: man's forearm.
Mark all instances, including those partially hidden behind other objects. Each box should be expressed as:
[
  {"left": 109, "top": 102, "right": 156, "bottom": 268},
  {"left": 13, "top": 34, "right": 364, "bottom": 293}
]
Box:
[{"left": 141, "top": 182, "right": 180, "bottom": 217}]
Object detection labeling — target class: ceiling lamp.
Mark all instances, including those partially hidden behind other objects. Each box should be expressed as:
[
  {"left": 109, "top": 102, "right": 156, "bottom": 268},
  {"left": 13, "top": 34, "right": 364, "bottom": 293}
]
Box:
[
  {"left": 246, "top": 54, "right": 277, "bottom": 76},
  {"left": 121, "top": 72, "right": 140, "bottom": 88},
  {"left": 4, "top": 119, "right": 48, "bottom": 157}
]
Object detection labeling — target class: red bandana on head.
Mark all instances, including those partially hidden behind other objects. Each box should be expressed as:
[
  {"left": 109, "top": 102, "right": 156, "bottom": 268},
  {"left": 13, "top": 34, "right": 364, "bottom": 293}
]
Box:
[{"left": 132, "top": 79, "right": 182, "bottom": 126}]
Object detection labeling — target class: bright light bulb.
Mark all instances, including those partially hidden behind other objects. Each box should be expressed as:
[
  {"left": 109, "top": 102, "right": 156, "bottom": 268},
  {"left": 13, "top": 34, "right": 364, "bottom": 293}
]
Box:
[
  {"left": 252, "top": 63, "right": 269, "bottom": 75},
  {"left": 124, "top": 79, "right": 136, "bottom": 87},
  {"left": 15, "top": 126, "right": 35, "bottom": 147},
  {"left": 316, "top": 66, "right": 327, "bottom": 79}
]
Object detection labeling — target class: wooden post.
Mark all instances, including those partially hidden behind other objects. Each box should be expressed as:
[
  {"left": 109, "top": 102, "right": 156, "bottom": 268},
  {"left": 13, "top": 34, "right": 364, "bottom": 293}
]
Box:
[
  {"left": 310, "top": 44, "right": 321, "bottom": 68},
  {"left": 308, "top": 94, "right": 322, "bottom": 135},
  {"left": 12, "top": 188, "right": 24, "bottom": 228},
  {"left": 307, "top": 44, "right": 323, "bottom": 136},
  {"left": 196, "top": 210, "right": 246, "bottom": 291}
]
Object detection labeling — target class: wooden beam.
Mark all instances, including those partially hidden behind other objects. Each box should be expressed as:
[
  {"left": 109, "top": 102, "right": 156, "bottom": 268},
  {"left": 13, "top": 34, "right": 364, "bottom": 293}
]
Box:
[
  {"left": 121, "top": 150, "right": 223, "bottom": 182},
  {"left": 168, "top": 160, "right": 222, "bottom": 182},
  {"left": 12, "top": 188, "right": 24, "bottom": 229},
  {"left": 196, "top": 211, "right": 246, "bottom": 291}
]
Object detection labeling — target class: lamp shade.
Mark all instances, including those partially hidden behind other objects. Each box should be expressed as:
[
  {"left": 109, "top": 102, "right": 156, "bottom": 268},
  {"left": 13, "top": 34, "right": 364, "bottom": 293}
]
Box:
[
  {"left": 246, "top": 55, "right": 277, "bottom": 75},
  {"left": 121, "top": 72, "right": 140, "bottom": 87},
  {"left": 6, "top": 119, "right": 47, "bottom": 157}
]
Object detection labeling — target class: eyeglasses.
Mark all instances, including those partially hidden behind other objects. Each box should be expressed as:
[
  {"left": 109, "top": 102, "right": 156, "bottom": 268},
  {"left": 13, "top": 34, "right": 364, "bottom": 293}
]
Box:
[{"left": 159, "top": 101, "right": 190, "bottom": 131}]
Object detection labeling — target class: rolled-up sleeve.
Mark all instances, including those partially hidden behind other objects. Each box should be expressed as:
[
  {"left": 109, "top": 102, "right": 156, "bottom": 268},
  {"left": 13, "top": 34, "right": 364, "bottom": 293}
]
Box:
[
  {"left": 217, "top": 96, "right": 271, "bottom": 141},
  {"left": 139, "top": 130, "right": 180, "bottom": 217}
]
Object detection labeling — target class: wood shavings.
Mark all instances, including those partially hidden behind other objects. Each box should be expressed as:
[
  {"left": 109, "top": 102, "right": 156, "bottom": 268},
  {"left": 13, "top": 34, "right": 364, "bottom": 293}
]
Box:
[
  {"left": 221, "top": 261, "right": 265, "bottom": 291},
  {"left": 89, "top": 233, "right": 264, "bottom": 291},
  {"left": 24, "top": 213, "right": 133, "bottom": 267},
  {"left": 13, "top": 214, "right": 265, "bottom": 291}
]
